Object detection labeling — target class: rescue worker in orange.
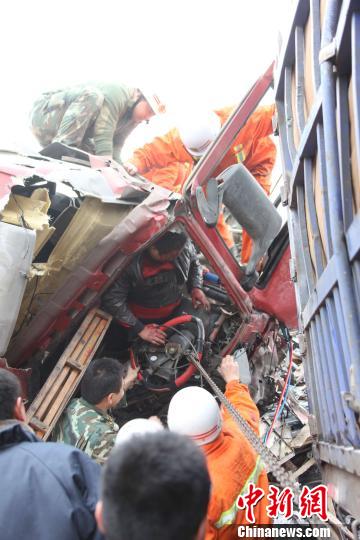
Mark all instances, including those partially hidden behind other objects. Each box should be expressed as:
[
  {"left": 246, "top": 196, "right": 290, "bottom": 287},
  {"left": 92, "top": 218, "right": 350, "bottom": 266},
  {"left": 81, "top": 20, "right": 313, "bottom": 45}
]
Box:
[
  {"left": 124, "top": 104, "right": 276, "bottom": 262},
  {"left": 168, "top": 355, "right": 271, "bottom": 539}
]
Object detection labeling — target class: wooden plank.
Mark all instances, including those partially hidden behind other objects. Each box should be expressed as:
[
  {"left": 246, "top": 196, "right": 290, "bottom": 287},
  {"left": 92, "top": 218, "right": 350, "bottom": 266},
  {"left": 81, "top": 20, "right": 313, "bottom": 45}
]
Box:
[
  {"left": 26, "top": 309, "right": 111, "bottom": 440},
  {"left": 44, "top": 370, "right": 79, "bottom": 428},
  {"left": 313, "top": 153, "right": 328, "bottom": 264},
  {"left": 349, "top": 76, "right": 360, "bottom": 213},
  {"left": 42, "top": 317, "right": 108, "bottom": 427},
  {"left": 65, "top": 358, "right": 83, "bottom": 370},
  {"left": 68, "top": 314, "right": 101, "bottom": 362},
  {"left": 28, "top": 416, "right": 49, "bottom": 433},
  {"left": 34, "top": 367, "right": 70, "bottom": 419},
  {"left": 43, "top": 318, "right": 108, "bottom": 427},
  {"left": 30, "top": 311, "right": 100, "bottom": 419}
]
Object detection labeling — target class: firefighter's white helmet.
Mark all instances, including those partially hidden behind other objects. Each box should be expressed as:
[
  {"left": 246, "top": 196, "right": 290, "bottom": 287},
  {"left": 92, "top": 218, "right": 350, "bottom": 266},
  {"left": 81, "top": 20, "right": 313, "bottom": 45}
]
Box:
[
  {"left": 115, "top": 418, "right": 164, "bottom": 446},
  {"left": 178, "top": 111, "right": 221, "bottom": 157},
  {"left": 140, "top": 90, "right": 166, "bottom": 114},
  {"left": 167, "top": 386, "right": 222, "bottom": 446}
]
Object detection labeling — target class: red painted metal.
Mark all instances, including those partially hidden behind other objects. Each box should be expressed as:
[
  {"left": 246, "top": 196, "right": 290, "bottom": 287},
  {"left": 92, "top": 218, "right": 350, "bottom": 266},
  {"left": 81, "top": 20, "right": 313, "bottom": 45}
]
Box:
[
  {"left": 7, "top": 190, "right": 171, "bottom": 367},
  {"left": 176, "top": 200, "right": 243, "bottom": 281},
  {"left": 221, "top": 312, "right": 270, "bottom": 356},
  {"left": 176, "top": 210, "right": 252, "bottom": 316},
  {"left": 5, "top": 64, "right": 289, "bottom": 371},
  {"left": 172, "top": 63, "right": 276, "bottom": 316},
  {"left": 250, "top": 246, "right": 298, "bottom": 329}
]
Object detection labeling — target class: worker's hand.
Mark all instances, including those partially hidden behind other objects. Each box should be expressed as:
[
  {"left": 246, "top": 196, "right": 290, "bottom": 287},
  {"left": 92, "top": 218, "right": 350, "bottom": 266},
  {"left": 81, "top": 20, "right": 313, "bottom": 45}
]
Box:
[
  {"left": 191, "top": 288, "right": 211, "bottom": 311},
  {"left": 138, "top": 324, "right": 167, "bottom": 346},
  {"left": 123, "top": 364, "right": 139, "bottom": 391},
  {"left": 218, "top": 355, "right": 240, "bottom": 384},
  {"left": 124, "top": 162, "right": 138, "bottom": 175}
]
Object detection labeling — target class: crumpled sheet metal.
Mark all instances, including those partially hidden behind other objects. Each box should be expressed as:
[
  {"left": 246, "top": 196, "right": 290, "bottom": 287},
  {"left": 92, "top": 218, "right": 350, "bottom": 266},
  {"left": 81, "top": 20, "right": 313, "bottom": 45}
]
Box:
[
  {"left": 0, "top": 170, "right": 21, "bottom": 212},
  {"left": 7, "top": 188, "right": 173, "bottom": 367},
  {"left": 0, "top": 150, "right": 178, "bottom": 208},
  {"left": 113, "top": 189, "right": 173, "bottom": 254}
]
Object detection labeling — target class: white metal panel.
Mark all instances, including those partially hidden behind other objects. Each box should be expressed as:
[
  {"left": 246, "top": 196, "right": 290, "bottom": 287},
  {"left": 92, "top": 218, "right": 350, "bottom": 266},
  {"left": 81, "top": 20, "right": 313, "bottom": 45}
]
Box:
[{"left": 0, "top": 222, "right": 35, "bottom": 355}]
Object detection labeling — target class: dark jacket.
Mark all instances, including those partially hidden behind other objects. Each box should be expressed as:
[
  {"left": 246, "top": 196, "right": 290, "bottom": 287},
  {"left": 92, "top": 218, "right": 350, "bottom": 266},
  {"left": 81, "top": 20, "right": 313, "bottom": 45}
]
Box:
[
  {"left": 0, "top": 420, "right": 103, "bottom": 540},
  {"left": 102, "top": 239, "right": 203, "bottom": 336}
]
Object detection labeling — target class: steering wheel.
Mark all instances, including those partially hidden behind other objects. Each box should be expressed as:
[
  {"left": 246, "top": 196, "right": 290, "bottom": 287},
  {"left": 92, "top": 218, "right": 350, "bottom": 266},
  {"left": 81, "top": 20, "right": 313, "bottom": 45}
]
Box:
[{"left": 130, "top": 314, "right": 205, "bottom": 392}]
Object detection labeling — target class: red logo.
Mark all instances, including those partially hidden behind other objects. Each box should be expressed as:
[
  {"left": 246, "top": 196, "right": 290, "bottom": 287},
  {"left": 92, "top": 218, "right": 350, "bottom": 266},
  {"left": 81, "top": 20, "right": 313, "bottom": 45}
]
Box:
[
  {"left": 236, "top": 484, "right": 328, "bottom": 523},
  {"left": 237, "top": 483, "right": 266, "bottom": 524}
]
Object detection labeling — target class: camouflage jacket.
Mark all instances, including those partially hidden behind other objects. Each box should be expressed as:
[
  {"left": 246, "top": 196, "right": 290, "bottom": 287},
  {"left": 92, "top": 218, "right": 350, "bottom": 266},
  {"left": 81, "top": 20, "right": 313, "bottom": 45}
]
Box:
[
  {"left": 90, "top": 82, "right": 140, "bottom": 159},
  {"left": 31, "top": 82, "right": 140, "bottom": 161},
  {"left": 54, "top": 397, "right": 119, "bottom": 465}
]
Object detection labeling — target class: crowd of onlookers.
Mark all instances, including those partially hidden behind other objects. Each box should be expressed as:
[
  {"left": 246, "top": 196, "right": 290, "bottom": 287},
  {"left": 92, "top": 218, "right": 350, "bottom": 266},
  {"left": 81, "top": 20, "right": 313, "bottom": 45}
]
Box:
[{"left": 0, "top": 354, "right": 269, "bottom": 540}]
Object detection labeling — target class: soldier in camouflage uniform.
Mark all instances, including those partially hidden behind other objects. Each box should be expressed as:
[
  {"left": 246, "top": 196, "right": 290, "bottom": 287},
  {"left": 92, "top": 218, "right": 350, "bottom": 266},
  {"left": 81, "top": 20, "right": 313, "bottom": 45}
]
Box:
[
  {"left": 54, "top": 357, "right": 138, "bottom": 465},
  {"left": 30, "top": 83, "right": 165, "bottom": 162}
]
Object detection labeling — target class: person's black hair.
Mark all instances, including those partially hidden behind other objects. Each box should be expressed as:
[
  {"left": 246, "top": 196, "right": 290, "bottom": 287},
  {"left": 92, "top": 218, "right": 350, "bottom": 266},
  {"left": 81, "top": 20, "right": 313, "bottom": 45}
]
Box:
[
  {"left": 102, "top": 431, "right": 210, "bottom": 540},
  {"left": 81, "top": 358, "right": 124, "bottom": 405},
  {"left": 0, "top": 369, "right": 21, "bottom": 421},
  {"left": 153, "top": 231, "right": 188, "bottom": 255}
]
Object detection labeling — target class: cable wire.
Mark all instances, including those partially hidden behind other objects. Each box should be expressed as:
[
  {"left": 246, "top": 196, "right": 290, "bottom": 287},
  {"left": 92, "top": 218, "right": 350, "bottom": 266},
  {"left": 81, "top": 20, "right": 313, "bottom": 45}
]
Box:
[{"left": 264, "top": 338, "right": 293, "bottom": 445}]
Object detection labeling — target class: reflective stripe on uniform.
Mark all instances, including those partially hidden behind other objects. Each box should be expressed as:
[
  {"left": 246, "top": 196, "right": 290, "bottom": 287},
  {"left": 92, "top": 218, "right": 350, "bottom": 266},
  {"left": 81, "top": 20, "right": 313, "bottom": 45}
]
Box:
[
  {"left": 214, "top": 456, "right": 263, "bottom": 529},
  {"left": 234, "top": 143, "right": 245, "bottom": 163}
]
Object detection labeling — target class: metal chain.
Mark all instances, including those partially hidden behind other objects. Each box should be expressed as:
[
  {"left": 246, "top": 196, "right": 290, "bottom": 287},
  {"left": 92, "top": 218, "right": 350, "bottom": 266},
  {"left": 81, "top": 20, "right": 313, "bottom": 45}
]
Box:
[{"left": 189, "top": 353, "right": 302, "bottom": 501}]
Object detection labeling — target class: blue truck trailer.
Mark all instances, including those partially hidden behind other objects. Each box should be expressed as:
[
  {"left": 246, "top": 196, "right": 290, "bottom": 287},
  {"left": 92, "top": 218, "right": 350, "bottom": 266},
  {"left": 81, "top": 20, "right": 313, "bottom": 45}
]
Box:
[{"left": 276, "top": 0, "right": 360, "bottom": 526}]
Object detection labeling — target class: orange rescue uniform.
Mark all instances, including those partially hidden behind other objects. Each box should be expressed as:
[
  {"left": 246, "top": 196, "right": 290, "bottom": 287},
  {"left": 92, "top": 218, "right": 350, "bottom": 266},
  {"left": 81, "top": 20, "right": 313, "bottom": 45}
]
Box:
[
  {"left": 129, "top": 105, "right": 277, "bottom": 261},
  {"left": 203, "top": 381, "right": 271, "bottom": 539}
]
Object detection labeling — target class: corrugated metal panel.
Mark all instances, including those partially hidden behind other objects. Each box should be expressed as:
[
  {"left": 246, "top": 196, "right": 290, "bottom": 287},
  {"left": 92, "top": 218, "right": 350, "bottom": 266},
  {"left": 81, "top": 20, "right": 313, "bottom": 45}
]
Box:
[{"left": 276, "top": 0, "right": 360, "bottom": 518}]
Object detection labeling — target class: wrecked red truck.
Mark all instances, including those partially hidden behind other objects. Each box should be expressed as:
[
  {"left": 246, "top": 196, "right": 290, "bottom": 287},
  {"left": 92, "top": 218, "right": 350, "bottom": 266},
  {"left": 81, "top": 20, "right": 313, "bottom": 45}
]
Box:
[
  {"left": 1, "top": 0, "right": 360, "bottom": 529},
  {"left": 0, "top": 69, "right": 298, "bottom": 421},
  {"left": 0, "top": 63, "right": 310, "bottom": 510}
]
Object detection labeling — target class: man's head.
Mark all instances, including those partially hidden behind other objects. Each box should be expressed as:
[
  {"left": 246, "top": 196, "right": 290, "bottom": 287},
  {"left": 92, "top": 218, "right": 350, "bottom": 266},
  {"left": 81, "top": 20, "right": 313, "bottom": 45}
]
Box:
[
  {"left": 81, "top": 358, "right": 125, "bottom": 410},
  {"left": 96, "top": 431, "right": 210, "bottom": 540},
  {"left": 132, "top": 91, "right": 166, "bottom": 122},
  {"left": 0, "top": 369, "right": 26, "bottom": 422},
  {"left": 148, "top": 231, "right": 188, "bottom": 262}
]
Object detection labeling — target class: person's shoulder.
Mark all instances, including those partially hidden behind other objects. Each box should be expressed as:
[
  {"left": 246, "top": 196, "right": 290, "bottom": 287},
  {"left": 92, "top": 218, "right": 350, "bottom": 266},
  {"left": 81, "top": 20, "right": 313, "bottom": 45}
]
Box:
[
  {"left": 72, "top": 401, "right": 118, "bottom": 435},
  {"left": 23, "top": 440, "right": 102, "bottom": 495},
  {"left": 20, "top": 438, "right": 99, "bottom": 468},
  {"left": 67, "top": 398, "right": 99, "bottom": 426},
  {"left": 69, "top": 397, "right": 94, "bottom": 414},
  {"left": 96, "top": 82, "right": 133, "bottom": 100}
]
